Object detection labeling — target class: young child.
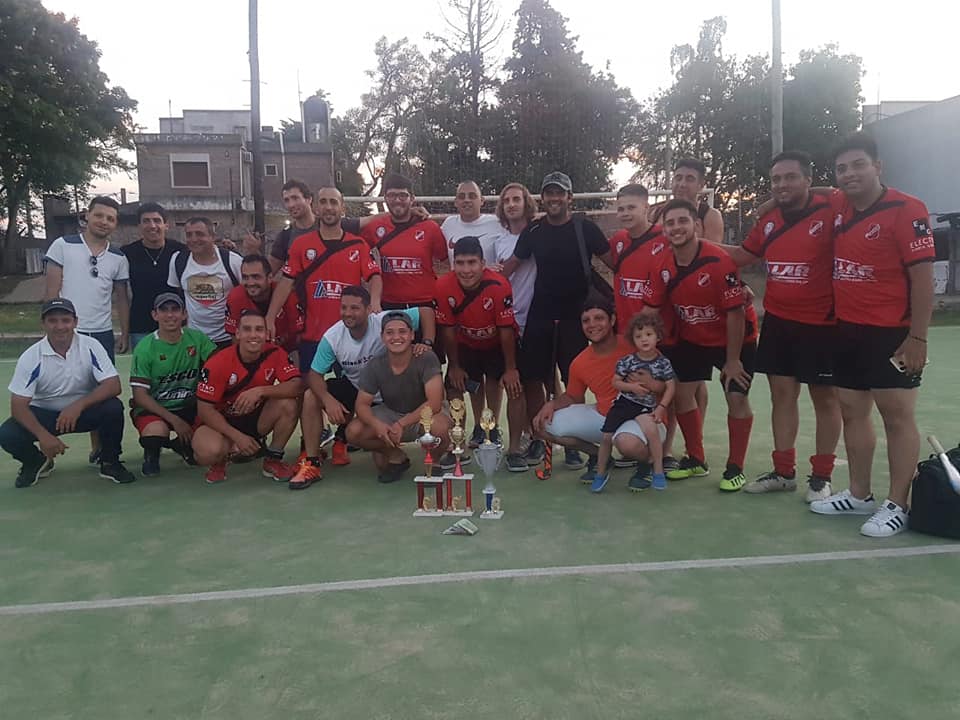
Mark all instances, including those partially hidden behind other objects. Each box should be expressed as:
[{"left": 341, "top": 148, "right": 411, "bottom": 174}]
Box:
[{"left": 592, "top": 313, "right": 676, "bottom": 493}]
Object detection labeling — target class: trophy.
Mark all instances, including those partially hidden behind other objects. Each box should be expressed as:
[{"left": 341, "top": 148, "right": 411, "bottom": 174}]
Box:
[
  {"left": 475, "top": 417, "right": 504, "bottom": 519},
  {"left": 442, "top": 399, "right": 474, "bottom": 516},
  {"left": 413, "top": 407, "right": 444, "bottom": 517}
]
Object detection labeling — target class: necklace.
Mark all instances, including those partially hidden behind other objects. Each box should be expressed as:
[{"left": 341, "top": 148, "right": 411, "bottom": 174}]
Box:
[{"left": 142, "top": 244, "right": 164, "bottom": 267}]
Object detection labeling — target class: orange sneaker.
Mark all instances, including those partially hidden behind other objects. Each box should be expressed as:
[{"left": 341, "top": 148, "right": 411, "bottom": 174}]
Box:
[
  {"left": 205, "top": 462, "right": 227, "bottom": 484},
  {"left": 262, "top": 456, "right": 296, "bottom": 481},
  {"left": 289, "top": 459, "right": 321, "bottom": 490},
  {"left": 331, "top": 439, "right": 351, "bottom": 466}
]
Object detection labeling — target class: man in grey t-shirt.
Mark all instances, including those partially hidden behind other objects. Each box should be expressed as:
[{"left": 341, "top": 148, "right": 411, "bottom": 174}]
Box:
[{"left": 346, "top": 312, "right": 451, "bottom": 483}]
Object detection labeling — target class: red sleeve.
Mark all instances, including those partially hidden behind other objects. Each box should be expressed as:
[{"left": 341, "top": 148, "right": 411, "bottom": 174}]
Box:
[
  {"left": 282, "top": 237, "right": 306, "bottom": 278},
  {"left": 717, "top": 257, "right": 744, "bottom": 311},
  {"left": 896, "top": 197, "right": 936, "bottom": 266},
  {"left": 741, "top": 218, "right": 767, "bottom": 257},
  {"left": 196, "top": 357, "right": 225, "bottom": 404},
  {"left": 433, "top": 278, "right": 454, "bottom": 327},
  {"left": 429, "top": 223, "right": 447, "bottom": 262},
  {"left": 224, "top": 288, "right": 241, "bottom": 335},
  {"left": 493, "top": 280, "right": 515, "bottom": 327},
  {"left": 564, "top": 356, "right": 587, "bottom": 403},
  {"left": 359, "top": 241, "right": 380, "bottom": 280},
  {"left": 269, "top": 347, "right": 301, "bottom": 382}
]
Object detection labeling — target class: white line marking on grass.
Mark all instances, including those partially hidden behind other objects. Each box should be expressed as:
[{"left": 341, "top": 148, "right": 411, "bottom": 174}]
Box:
[{"left": 1, "top": 544, "right": 958, "bottom": 617}]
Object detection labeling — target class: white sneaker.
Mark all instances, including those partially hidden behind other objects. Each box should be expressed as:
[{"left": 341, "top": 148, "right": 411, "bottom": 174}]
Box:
[
  {"left": 860, "top": 500, "right": 909, "bottom": 538},
  {"left": 810, "top": 489, "right": 877, "bottom": 516},
  {"left": 805, "top": 475, "right": 833, "bottom": 504},
  {"left": 744, "top": 470, "right": 797, "bottom": 493}
]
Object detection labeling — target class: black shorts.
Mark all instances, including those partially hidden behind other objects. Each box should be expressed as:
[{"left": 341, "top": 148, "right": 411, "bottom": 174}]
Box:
[
  {"left": 755, "top": 312, "right": 835, "bottom": 385},
  {"left": 450, "top": 344, "right": 508, "bottom": 386},
  {"left": 325, "top": 376, "right": 359, "bottom": 414},
  {"left": 225, "top": 405, "right": 266, "bottom": 440},
  {"left": 668, "top": 340, "right": 757, "bottom": 394},
  {"left": 518, "top": 309, "right": 586, "bottom": 385},
  {"left": 298, "top": 340, "right": 319, "bottom": 374},
  {"left": 833, "top": 321, "right": 921, "bottom": 390},
  {"left": 601, "top": 396, "right": 653, "bottom": 433}
]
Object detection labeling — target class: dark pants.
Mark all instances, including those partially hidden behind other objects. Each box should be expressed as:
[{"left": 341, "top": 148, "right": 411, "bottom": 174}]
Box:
[
  {"left": 326, "top": 377, "right": 359, "bottom": 440},
  {"left": 0, "top": 398, "right": 125, "bottom": 465},
  {"left": 79, "top": 330, "right": 116, "bottom": 362}
]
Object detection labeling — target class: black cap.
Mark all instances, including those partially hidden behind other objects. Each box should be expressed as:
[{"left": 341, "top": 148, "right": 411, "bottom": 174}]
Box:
[
  {"left": 41, "top": 298, "right": 77, "bottom": 318},
  {"left": 153, "top": 292, "right": 184, "bottom": 310},
  {"left": 541, "top": 171, "right": 573, "bottom": 193},
  {"left": 452, "top": 236, "right": 483, "bottom": 258},
  {"left": 381, "top": 311, "right": 414, "bottom": 331}
]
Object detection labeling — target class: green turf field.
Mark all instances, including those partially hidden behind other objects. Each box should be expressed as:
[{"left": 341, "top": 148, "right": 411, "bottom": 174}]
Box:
[{"left": 2, "top": 328, "right": 959, "bottom": 719}]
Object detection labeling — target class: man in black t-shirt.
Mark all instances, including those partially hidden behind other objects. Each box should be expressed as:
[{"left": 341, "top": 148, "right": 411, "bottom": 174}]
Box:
[
  {"left": 502, "top": 172, "right": 613, "bottom": 449},
  {"left": 123, "top": 202, "right": 186, "bottom": 349}
]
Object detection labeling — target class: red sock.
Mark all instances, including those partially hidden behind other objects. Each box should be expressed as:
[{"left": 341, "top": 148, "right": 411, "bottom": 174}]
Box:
[
  {"left": 810, "top": 453, "right": 836, "bottom": 478},
  {"left": 726, "top": 415, "right": 754, "bottom": 470},
  {"left": 676, "top": 409, "right": 704, "bottom": 463},
  {"left": 772, "top": 448, "right": 796, "bottom": 477}
]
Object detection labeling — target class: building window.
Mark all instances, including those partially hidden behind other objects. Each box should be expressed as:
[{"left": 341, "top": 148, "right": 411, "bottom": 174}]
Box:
[
  {"left": 170, "top": 153, "right": 211, "bottom": 188},
  {"left": 264, "top": 164, "right": 278, "bottom": 177}
]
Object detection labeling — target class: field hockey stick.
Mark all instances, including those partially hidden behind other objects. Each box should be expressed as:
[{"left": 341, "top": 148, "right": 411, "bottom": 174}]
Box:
[{"left": 536, "top": 319, "right": 560, "bottom": 480}]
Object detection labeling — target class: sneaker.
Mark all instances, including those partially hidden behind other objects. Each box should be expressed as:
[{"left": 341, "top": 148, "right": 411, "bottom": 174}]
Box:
[
  {"left": 205, "top": 462, "right": 227, "bottom": 484},
  {"left": 489, "top": 427, "right": 503, "bottom": 446},
  {"left": 805, "top": 475, "right": 833, "bottom": 504},
  {"left": 506, "top": 453, "right": 528, "bottom": 472},
  {"left": 564, "top": 448, "right": 586, "bottom": 471},
  {"left": 378, "top": 458, "right": 410, "bottom": 484},
  {"left": 262, "top": 457, "right": 296, "bottom": 482},
  {"left": 88, "top": 449, "right": 101, "bottom": 465},
  {"left": 578, "top": 456, "right": 598, "bottom": 484},
  {"left": 652, "top": 472, "right": 667, "bottom": 491},
  {"left": 719, "top": 464, "right": 747, "bottom": 492},
  {"left": 142, "top": 448, "right": 161, "bottom": 477},
  {"left": 289, "top": 459, "right": 321, "bottom": 490},
  {"left": 590, "top": 471, "right": 610, "bottom": 493},
  {"left": 38, "top": 457, "right": 55, "bottom": 479},
  {"left": 331, "top": 439, "right": 351, "bottom": 466},
  {"left": 469, "top": 426, "right": 485, "bottom": 448},
  {"left": 663, "top": 456, "right": 680, "bottom": 473},
  {"left": 170, "top": 437, "right": 197, "bottom": 466},
  {"left": 318, "top": 426, "right": 336, "bottom": 449},
  {"left": 810, "top": 489, "right": 877, "bottom": 516},
  {"left": 613, "top": 454, "right": 637, "bottom": 468},
  {"left": 743, "top": 470, "right": 797, "bottom": 494},
  {"left": 860, "top": 500, "right": 909, "bottom": 538},
  {"left": 668, "top": 456, "right": 709, "bottom": 480},
  {"left": 15, "top": 454, "right": 47, "bottom": 488},
  {"left": 100, "top": 461, "right": 136, "bottom": 484},
  {"left": 525, "top": 439, "right": 546, "bottom": 463},
  {"left": 627, "top": 465, "right": 653, "bottom": 492},
  {"left": 439, "top": 452, "right": 457, "bottom": 471}
]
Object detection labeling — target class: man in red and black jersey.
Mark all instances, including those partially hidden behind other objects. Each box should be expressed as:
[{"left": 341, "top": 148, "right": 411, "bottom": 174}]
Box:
[
  {"left": 267, "top": 187, "right": 381, "bottom": 482},
  {"left": 193, "top": 310, "right": 302, "bottom": 486},
  {"left": 645, "top": 199, "right": 755, "bottom": 492},
  {"left": 226, "top": 255, "right": 303, "bottom": 353},
  {"left": 726, "top": 151, "right": 842, "bottom": 501},
  {"left": 808, "top": 133, "right": 935, "bottom": 538},
  {"left": 434, "top": 237, "right": 526, "bottom": 470}
]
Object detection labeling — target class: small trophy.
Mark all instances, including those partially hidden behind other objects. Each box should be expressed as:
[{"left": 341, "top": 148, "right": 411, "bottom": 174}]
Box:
[
  {"left": 413, "top": 407, "right": 444, "bottom": 517},
  {"left": 442, "top": 398, "right": 474, "bottom": 517},
  {"left": 475, "top": 423, "right": 504, "bottom": 520},
  {"left": 479, "top": 408, "right": 498, "bottom": 445}
]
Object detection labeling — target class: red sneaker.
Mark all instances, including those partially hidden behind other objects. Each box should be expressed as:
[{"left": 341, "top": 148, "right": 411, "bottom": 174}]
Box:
[
  {"left": 205, "top": 462, "right": 227, "bottom": 484},
  {"left": 331, "top": 439, "right": 351, "bottom": 466},
  {"left": 262, "top": 457, "right": 296, "bottom": 481},
  {"left": 289, "top": 459, "right": 321, "bottom": 490}
]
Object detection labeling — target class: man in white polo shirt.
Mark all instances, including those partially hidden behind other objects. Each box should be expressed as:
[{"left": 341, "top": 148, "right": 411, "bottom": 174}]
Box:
[
  {"left": 0, "top": 299, "right": 135, "bottom": 487},
  {"left": 44, "top": 195, "right": 130, "bottom": 361},
  {"left": 168, "top": 216, "right": 243, "bottom": 348},
  {"left": 440, "top": 180, "right": 503, "bottom": 266}
]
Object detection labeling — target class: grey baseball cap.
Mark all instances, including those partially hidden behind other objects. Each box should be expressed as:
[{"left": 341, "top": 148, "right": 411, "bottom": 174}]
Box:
[
  {"left": 541, "top": 171, "right": 573, "bottom": 193},
  {"left": 41, "top": 297, "right": 77, "bottom": 317},
  {"left": 153, "top": 292, "right": 184, "bottom": 310}
]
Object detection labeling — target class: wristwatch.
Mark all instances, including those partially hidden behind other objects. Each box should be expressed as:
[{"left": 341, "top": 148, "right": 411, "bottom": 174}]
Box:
[{"left": 422, "top": 338, "right": 434, "bottom": 347}]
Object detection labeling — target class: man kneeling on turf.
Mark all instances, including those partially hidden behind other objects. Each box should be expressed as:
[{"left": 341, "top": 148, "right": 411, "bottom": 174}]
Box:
[
  {"left": 194, "top": 310, "right": 302, "bottom": 486},
  {"left": 130, "top": 293, "right": 217, "bottom": 476},
  {"left": 1, "top": 298, "right": 134, "bottom": 487},
  {"left": 532, "top": 298, "right": 666, "bottom": 490},
  {"left": 346, "top": 312, "right": 450, "bottom": 483}
]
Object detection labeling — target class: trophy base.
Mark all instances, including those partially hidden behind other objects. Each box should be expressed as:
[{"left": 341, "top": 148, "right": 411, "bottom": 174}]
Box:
[
  {"left": 441, "top": 472, "right": 475, "bottom": 481},
  {"left": 443, "top": 509, "right": 475, "bottom": 517},
  {"left": 412, "top": 508, "right": 446, "bottom": 518},
  {"left": 479, "top": 510, "right": 504, "bottom": 520},
  {"left": 413, "top": 475, "right": 443, "bottom": 484}
]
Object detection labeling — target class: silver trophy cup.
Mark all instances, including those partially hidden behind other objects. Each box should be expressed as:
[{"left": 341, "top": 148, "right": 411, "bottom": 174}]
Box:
[{"left": 475, "top": 441, "right": 504, "bottom": 519}]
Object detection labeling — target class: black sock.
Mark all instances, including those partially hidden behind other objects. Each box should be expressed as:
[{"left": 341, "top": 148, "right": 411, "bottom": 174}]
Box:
[
  {"left": 306, "top": 455, "right": 322, "bottom": 467},
  {"left": 264, "top": 447, "right": 284, "bottom": 460},
  {"left": 139, "top": 436, "right": 165, "bottom": 455}
]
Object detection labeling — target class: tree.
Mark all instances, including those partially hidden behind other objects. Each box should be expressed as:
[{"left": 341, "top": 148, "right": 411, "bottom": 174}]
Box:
[
  {"left": 491, "top": 0, "right": 637, "bottom": 192},
  {"left": 0, "top": 0, "right": 136, "bottom": 264}
]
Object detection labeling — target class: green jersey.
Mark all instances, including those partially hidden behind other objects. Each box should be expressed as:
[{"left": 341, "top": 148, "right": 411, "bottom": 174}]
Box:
[{"left": 130, "top": 328, "right": 217, "bottom": 413}]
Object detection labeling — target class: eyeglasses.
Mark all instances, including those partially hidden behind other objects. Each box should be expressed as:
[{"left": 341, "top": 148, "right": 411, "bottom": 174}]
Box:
[
  {"left": 90, "top": 255, "right": 99, "bottom": 278},
  {"left": 385, "top": 191, "right": 411, "bottom": 201}
]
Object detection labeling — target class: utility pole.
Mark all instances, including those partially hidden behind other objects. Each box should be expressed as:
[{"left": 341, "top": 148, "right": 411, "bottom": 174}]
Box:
[
  {"left": 248, "top": 0, "right": 265, "bottom": 235},
  {"left": 771, "top": 0, "right": 783, "bottom": 156}
]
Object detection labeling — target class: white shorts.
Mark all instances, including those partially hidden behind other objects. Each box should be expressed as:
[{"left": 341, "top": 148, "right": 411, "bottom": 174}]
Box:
[{"left": 544, "top": 403, "right": 666, "bottom": 446}]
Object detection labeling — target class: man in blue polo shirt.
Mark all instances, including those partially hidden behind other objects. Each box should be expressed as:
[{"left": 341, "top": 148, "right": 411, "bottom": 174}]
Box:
[{"left": 0, "top": 299, "right": 135, "bottom": 487}]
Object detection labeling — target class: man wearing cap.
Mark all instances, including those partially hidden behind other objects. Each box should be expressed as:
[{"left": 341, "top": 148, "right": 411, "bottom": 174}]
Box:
[
  {"left": 130, "top": 293, "right": 218, "bottom": 476},
  {"left": 0, "top": 299, "right": 134, "bottom": 487},
  {"left": 502, "top": 171, "right": 613, "bottom": 470}
]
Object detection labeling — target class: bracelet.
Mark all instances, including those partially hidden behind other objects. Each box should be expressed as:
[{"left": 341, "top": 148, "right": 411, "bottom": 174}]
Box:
[
  {"left": 910, "top": 335, "right": 927, "bottom": 344},
  {"left": 421, "top": 338, "right": 434, "bottom": 347},
  {"left": 657, "top": 403, "right": 667, "bottom": 409}
]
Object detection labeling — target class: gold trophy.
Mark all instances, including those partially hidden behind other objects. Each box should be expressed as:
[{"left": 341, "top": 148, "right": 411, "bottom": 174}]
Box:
[
  {"left": 449, "top": 399, "right": 467, "bottom": 477},
  {"left": 413, "top": 406, "right": 444, "bottom": 517},
  {"left": 440, "top": 398, "right": 474, "bottom": 517},
  {"left": 479, "top": 408, "right": 497, "bottom": 445}
]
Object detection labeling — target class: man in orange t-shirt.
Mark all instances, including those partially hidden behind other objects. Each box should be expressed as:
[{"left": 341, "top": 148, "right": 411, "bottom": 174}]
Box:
[{"left": 531, "top": 298, "right": 667, "bottom": 485}]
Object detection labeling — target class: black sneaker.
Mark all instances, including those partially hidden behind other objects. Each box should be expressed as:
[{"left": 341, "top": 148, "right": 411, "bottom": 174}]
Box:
[
  {"left": 469, "top": 426, "right": 485, "bottom": 448},
  {"left": 319, "top": 426, "right": 336, "bottom": 449},
  {"left": 170, "top": 436, "right": 197, "bottom": 466},
  {"left": 88, "top": 449, "right": 102, "bottom": 465},
  {"left": 579, "top": 455, "right": 599, "bottom": 484},
  {"left": 15, "top": 454, "right": 48, "bottom": 488},
  {"left": 100, "top": 461, "right": 136, "bottom": 484},
  {"left": 525, "top": 439, "right": 546, "bottom": 463},
  {"left": 378, "top": 458, "right": 411, "bottom": 484},
  {"left": 564, "top": 448, "right": 586, "bottom": 470},
  {"left": 627, "top": 464, "right": 653, "bottom": 492},
  {"left": 663, "top": 456, "right": 680, "bottom": 472},
  {"left": 489, "top": 427, "right": 503, "bottom": 446},
  {"left": 142, "top": 448, "right": 161, "bottom": 476},
  {"left": 506, "top": 453, "right": 528, "bottom": 472},
  {"left": 438, "top": 452, "right": 457, "bottom": 471}
]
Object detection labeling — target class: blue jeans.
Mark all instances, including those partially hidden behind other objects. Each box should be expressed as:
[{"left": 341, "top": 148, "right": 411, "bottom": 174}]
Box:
[
  {"left": 79, "top": 330, "right": 116, "bottom": 362},
  {"left": 130, "top": 332, "right": 151, "bottom": 350},
  {"left": 0, "top": 398, "right": 125, "bottom": 465}
]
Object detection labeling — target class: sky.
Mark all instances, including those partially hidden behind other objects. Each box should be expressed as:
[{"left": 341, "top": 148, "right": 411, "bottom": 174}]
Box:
[{"left": 41, "top": 0, "right": 960, "bottom": 199}]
